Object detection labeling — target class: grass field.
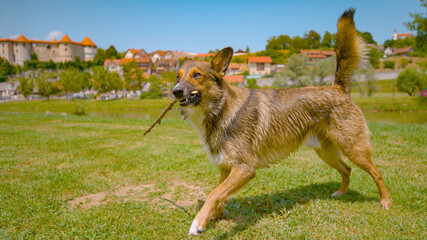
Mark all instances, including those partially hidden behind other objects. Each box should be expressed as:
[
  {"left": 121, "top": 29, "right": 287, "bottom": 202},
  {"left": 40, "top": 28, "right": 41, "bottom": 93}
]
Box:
[
  {"left": 0, "top": 92, "right": 426, "bottom": 115},
  {"left": 0, "top": 110, "right": 426, "bottom": 239}
]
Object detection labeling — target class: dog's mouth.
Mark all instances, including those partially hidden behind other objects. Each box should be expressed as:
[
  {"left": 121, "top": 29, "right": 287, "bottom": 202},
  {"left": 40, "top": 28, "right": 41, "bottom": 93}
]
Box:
[{"left": 178, "top": 90, "right": 201, "bottom": 107}]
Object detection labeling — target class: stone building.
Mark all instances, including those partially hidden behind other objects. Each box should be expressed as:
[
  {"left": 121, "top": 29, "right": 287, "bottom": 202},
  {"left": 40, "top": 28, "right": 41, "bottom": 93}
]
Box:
[{"left": 0, "top": 34, "right": 97, "bottom": 65}]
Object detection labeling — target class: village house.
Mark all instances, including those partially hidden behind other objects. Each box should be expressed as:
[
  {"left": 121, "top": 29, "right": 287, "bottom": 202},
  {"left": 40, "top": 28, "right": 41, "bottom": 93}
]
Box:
[
  {"left": 0, "top": 34, "right": 97, "bottom": 65},
  {"left": 224, "top": 75, "right": 244, "bottom": 87},
  {"left": 124, "top": 48, "right": 149, "bottom": 59},
  {"left": 393, "top": 29, "right": 413, "bottom": 40},
  {"left": 247, "top": 56, "right": 273, "bottom": 76},
  {"left": 153, "top": 58, "right": 179, "bottom": 75},
  {"left": 384, "top": 46, "right": 414, "bottom": 57},
  {"left": 149, "top": 50, "right": 173, "bottom": 63},
  {"left": 104, "top": 48, "right": 153, "bottom": 75},
  {"left": 300, "top": 49, "right": 336, "bottom": 61},
  {"left": 0, "top": 81, "right": 20, "bottom": 99},
  {"left": 227, "top": 63, "right": 244, "bottom": 75}
]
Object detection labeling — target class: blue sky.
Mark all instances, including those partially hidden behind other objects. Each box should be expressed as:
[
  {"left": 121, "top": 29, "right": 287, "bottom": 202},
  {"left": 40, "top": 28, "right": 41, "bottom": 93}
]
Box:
[{"left": 0, "top": 0, "right": 424, "bottom": 53}]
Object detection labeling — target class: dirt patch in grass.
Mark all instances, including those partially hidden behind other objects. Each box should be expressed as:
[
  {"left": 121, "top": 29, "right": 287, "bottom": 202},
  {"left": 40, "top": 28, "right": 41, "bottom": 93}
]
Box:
[{"left": 68, "top": 179, "right": 207, "bottom": 209}]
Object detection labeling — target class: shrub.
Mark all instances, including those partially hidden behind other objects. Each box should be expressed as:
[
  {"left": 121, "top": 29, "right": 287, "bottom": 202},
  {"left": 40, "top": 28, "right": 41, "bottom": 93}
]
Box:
[
  {"left": 72, "top": 102, "right": 88, "bottom": 116},
  {"left": 400, "top": 58, "right": 409, "bottom": 68},
  {"left": 396, "top": 67, "right": 427, "bottom": 96},
  {"left": 383, "top": 60, "right": 395, "bottom": 69}
]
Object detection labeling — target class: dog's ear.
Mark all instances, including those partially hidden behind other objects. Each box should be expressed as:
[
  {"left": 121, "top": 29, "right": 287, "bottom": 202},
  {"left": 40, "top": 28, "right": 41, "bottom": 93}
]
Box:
[{"left": 211, "top": 47, "right": 233, "bottom": 76}]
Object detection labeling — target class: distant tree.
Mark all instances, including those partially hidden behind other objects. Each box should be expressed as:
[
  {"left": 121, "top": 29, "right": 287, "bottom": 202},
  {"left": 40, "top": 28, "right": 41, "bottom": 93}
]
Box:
[
  {"left": 31, "top": 53, "right": 38, "bottom": 61},
  {"left": 405, "top": 0, "right": 427, "bottom": 53},
  {"left": 140, "top": 75, "right": 164, "bottom": 99},
  {"left": 105, "top": 45, "right": 120, "bottom": 59},
  {"left": 123, "top": 60, "right": 145, "bottom": 92},
  {"left": 397, "top": 67, "right": 427, "bottom": 96},
  {"left": 331, "top": 33, "right": 338, "bottom": 48},
  {"left": 304, "top": 30, "right": 321, "bottom": 49},
  {"left": 18, "top": 77, "right": 34, "bottom": 99},
  {"left": 383, "top": 39, "right": 395, "bottom": 48},
  {"left": 368, "top": 47, "right": 381, "bottom": 69},
  {"left": 321, "top": 31, "right": 333, "bottom": 49},
  {"left": 77, "top": 71, "right": 92, "bottom": 96},
  {"left": 291, "top": 36, "right": 309, "bottom": 53},
  {"left": 365, "top": 64, "right": 379, "bottom": 97},
  {"left": 36, "top": 73, "right": 60, "bottom": 100},
  {"left": 358, "top": 31, "right": 377, "bottom": 45},
  {"left": 313, "top": 57, "right": 336, "bottom": 85},
  {"left": 93, "top": 48, "right": 107, "bottom": 65},
  {"left": 245, "top": 79, "right": 260, "bottom": 89},
  {"left": 161, "top": 70, "right": 177, "bottom": 91},
  {"left": 271, "top": 35, "right": 292, "bottom": 50},
  {"left": 59, "top": 69, "right": 81, "bottom": 98},
  {"left": 92, "top": 67, "right": 123, "bottom": 94},
  {"left": 47, "top": 59, "right": 57, "bottom": 70},
  {"left": 231, "top": 56, "right": 246, "bottom": 63},
  {"left": 0, "top": 57, "right": 18, "bottom": 82},
  {"left": 256, "top": 49, "right": 286, "bottom": 64},
  {"left": 246, "top": 45, "right": 250, "bottom": 53},
  {"left": 277, "top": 54, "right": 312, "bottom": 87}
]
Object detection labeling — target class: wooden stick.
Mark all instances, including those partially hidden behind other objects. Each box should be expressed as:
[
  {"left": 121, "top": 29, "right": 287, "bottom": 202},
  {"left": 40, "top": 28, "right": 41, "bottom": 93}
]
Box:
[
  {"left": 160, "top": 197, "right": 191, "bottom": 216},
  {"left": 143, "top": 99, "right": 177, "bottom": 136}
]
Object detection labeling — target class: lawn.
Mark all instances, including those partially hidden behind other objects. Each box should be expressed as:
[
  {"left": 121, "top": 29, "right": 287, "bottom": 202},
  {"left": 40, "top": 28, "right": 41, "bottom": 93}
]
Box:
[{"left": 0, "top": 110, "right": 425, "bottom": 239}]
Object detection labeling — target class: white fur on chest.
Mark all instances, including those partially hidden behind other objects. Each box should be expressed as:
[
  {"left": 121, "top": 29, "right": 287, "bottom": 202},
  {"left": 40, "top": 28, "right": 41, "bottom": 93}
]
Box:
[{"left": 184, "top": 107, "right": 227, "bottom": 167}]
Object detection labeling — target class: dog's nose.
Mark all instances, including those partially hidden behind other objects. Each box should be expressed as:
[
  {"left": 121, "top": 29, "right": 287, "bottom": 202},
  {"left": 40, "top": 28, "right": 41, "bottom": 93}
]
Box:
[{"left": 172, "top": 88, "right": 184, "bottom": 99}]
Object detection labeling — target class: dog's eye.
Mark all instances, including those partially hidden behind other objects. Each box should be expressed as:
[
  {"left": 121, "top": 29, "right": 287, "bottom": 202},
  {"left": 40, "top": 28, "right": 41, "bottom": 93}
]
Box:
[
  {"left": 176, "top": 73, "right": 180, "bottom": 82},
  {"left": 193, "top": 73, "right": 201, "bottom": 79}
]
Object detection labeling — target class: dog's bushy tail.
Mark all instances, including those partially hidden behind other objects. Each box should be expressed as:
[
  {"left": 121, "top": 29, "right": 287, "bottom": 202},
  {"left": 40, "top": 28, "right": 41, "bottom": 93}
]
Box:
[{"left": 334, "top": 8, "right": 367, "bottom": 93}]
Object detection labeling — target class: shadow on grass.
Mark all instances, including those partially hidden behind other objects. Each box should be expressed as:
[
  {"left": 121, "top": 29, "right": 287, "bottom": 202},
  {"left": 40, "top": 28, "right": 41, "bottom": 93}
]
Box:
[{"left": 209, "top": 181, "right": 377, "bottom": 239}]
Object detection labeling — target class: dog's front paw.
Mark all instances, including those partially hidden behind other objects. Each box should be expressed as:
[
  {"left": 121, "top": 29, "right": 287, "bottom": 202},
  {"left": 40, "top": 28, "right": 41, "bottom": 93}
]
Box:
[{"left": 188, "top": 220, "right": 205, "bottom": 236}]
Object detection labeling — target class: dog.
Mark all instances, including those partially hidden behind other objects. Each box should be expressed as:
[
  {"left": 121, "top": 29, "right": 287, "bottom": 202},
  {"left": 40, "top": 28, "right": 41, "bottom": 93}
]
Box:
[{"left": 172, "top": 9, "right": 392, "bottom": 236}]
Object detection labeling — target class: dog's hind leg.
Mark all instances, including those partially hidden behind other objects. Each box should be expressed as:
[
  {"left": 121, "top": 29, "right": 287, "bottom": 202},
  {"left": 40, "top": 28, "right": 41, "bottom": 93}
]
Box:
[
  {"left": 314, "top": 140, "right": 352, "bottom": 197},
  {"left": 188, "top": 165, "right": 255, "bottom": 236},
  {"left": 335, "top": 132, "right": 392, "bottom": 209}
]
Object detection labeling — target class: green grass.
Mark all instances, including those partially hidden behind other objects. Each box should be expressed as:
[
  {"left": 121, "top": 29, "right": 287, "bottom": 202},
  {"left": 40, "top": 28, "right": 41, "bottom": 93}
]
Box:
[
  {"left": 0, "top": 94, "right": 426, "bottom": 117},
  {"left": 0, "top": 112, "right": 426, "bottom": 239}
]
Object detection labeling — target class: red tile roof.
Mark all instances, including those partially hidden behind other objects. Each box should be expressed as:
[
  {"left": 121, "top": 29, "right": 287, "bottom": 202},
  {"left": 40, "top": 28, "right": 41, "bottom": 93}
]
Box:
[
  {"left": 307, "top": 54, "right": 327, "bottom": 59},
  {"left": 150, "top": 50, "right": 171, "bottom": 56},
  {"left": 247, "top": 56, "right": 272, "bottom": 63},
  {"left": 15, "top": 34, "right": 30, "bottom": 42},
  {"left": 393, "top": 46, "right": 413, "bottom": 54},
  {"left": 0, "top": 34, "right": 95, "bottom": 47},
  {"left": 196, "top": 53, "right": 215, "bottom": 58},
  {"left": 229, "top": 63, "right": 241, "bottom": 69},
  {"left": 129, "top": 49, "right": 143, "bottom": 55},
  {"left": 224, "top": 75, "right": 244, "bottom": 83},
  {"left": 397, "top": 33, "right": 413, "bottom": 37},
  {"left": 300, "top": 49, "right": 336, "bottom": 59},
  {"left": 59, "top": 35, "right": 73, "bottom": 43},
  {"left": 80, "top": 36, "right": 97, "bottom": 47}
]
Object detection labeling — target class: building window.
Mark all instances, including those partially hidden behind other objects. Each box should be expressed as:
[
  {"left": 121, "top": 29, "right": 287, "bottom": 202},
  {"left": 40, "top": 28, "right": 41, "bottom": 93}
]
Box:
[
  {"left": 257, "top": 63, "right": 265, "bottom": 71},
  {"left": 47, "top": 45, "right": 51, "bottom": 49},
  {"left": 65, "top": 48, "right": 67, "bottom": 51},
  {"left": 65, "top": 43, "right": 67, "bottom": 46}
]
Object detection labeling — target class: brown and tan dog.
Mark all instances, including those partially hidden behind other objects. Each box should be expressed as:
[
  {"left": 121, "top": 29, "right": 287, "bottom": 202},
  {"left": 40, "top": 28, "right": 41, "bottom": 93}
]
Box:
[{"left": 172, "top": 9, "right": 392, "bottom": 236}]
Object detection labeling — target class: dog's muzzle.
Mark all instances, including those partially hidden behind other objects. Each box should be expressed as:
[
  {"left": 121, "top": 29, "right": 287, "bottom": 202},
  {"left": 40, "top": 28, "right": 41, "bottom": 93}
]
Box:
[{"left": 172, "top": 86, "right": 201, "bottom": 107}]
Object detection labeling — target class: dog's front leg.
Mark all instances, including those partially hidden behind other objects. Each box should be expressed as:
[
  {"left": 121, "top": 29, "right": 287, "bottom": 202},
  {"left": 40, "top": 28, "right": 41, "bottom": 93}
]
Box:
[{"left": 188, "top": 165, "right": 255, "bottom": 236}]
